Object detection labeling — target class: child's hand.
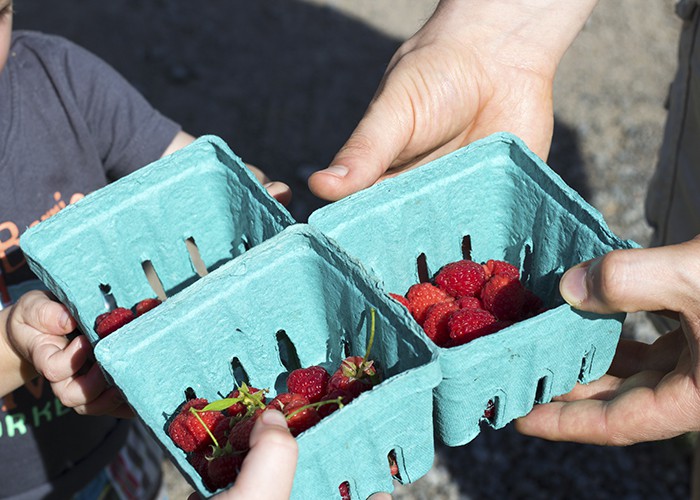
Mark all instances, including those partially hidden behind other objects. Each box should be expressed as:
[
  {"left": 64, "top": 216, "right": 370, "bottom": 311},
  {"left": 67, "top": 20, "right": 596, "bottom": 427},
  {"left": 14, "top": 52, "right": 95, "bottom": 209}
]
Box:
[
  {"left": 1, "top": 290, "right": 132, "bottom": 417},
  {"left": 246, "top": 164, "right": 292, "bottom": 207}
]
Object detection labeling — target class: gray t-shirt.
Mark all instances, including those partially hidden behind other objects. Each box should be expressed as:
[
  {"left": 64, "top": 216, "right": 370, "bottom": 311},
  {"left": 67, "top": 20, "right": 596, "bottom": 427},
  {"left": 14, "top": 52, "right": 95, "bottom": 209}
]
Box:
[{"left": 0, "top": 31, "right": 180, "bottom": 498}]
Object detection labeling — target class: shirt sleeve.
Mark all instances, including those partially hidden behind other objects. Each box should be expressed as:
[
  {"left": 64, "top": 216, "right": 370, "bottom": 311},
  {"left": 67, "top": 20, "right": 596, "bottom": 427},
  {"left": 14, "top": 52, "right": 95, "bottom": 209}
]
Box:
[{"left": 56, "top": 36, "right": 181, "bottom": 180}]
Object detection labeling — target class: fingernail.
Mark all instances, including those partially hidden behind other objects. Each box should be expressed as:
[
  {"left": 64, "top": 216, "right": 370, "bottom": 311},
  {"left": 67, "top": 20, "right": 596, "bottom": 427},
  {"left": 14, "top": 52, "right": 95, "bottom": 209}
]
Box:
[
  {"left": 60, "top": 311, "right": 71, "bottom": 329},
  {"left": 560, "top": 264, "right": 589, "bottom": 306},
  {"left": 261, "top": 409, "right": 288, "bottom": 428},
  {"left": 321, "top": 165, "right": 348, "bottom": 178}
]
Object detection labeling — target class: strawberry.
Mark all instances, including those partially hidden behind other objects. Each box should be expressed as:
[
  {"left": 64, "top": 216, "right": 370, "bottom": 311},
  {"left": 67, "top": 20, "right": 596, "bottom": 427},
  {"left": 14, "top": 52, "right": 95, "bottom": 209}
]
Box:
[
  {"left": 94, "top": 312, "right": 110, "bottom": 328},
  {"left": 168, "top": 398, "right": 226, "bottom": 453},
  {"left": 422, "top": 300, "right": 459, "bottom": 346},
  {"left": 228, "top": 409, "right": 262, "bottom": 452},
  {"left": 434, "top": 259, "right": 487, "bottom": 298},
  {"left": 328, "top": 355, "right": 381, "bottom": 397},
  {"left": 94, "top": 307, "right": 134, "bottom": 338},
  {"left": 388, "top": 450, "right": 400, "bottom": 479},
  {"left": 406, "top": 282, "right": 453, "bottom": 325},
  {"left": 224, "top": 384, "right": 267, "bottom": 417},
  {"left": 135, "top": 297, "right": 161, "bottom": 316},
  {"left": 521, "top": 289, "right": 545, "bottom": 319},
  {"left": 283, "top": 397, "right": 322, "bottom": 437},
  {"left": 481, "top": 274, "right": 525, "bottom": 320},
  {"left": 339, "top": 481, "right": 351, "bottom": 500},
  {"left": 287, "top": 365, "right": 330, "bottom": 403},
  {"left": 388, "top": 293, "right": 410, "bottom": 309},
  {"left": 188, "top": 451, "right": 217, "bottom": 492},
  {"left": 212, "top": 415, "right": 235, "bottom": 446},
  {"left": 267, "top": 392, "right": 321, "bottom": 436},
  {"left": 457, "top": 296, "right": 483, "bottom": 309},
  {"left": 482, "top": 259, "right": 520, "bottom": 281},
  {"left": 317, "top": 388, "right": 354, "bottom": 418},
  {"left": 207, "top": 452, "right": 244, "bottom": 491},
  {"left": 447, "top": 308, "right": 501, "bottom": 346},
  {"left": 483, "top": 399, "right": 496, "bottom": 420}
]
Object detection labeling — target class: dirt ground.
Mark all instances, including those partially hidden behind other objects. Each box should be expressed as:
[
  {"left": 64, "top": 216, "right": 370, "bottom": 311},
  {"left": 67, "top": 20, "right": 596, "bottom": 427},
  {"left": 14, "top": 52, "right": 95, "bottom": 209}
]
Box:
[{"left": 12, "top": 0, "right": 692, "bottom": 498}]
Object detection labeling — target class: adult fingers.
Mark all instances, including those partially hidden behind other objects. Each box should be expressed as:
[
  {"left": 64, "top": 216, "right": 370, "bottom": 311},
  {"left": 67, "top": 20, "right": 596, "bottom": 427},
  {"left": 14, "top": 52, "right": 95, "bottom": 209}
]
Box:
[
  {"left": 308, "top": 76, "right": 414, "bottom": 201},
  {"left": 559, "top": 239, "right": 700, "bottom": 316},
  {"left": 608, "top": 332, "right": 685, "bottom": 379},
  {"left": 230, "top": 410, "right": 298, "bottom": 500},
  {"left": 516, "top": 370, "right": 696, "bottom": 445}
]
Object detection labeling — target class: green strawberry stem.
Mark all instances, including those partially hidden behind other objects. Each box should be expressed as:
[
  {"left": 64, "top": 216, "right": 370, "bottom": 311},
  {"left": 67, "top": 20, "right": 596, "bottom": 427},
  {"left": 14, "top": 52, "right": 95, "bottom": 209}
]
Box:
[
  {"left": 362, "top": 307, "right": 376, "bottom": 366},
  {"left": 285, "top": 397, "right": 345, "bottom": 420},
  {"left": 200, "top": 384, "right": 268, "bottom": 412},
  {"left": 189, "top": 406, "right": 220, "bottom": 449}
]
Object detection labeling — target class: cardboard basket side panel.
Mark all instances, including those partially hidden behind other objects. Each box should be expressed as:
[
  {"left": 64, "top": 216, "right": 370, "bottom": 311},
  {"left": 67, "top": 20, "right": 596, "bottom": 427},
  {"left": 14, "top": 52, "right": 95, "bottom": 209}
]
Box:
[
  {"left": 292, "top": 367, "right": 437, "bottom": 499},
  {"left": 308, "top": 133, "right": 634, "bottom": 447},
  {"left": 433, "top": 307, "right": 624, "bottom": 446},
  {"left": 21, "top": 136, "right": 295, "bottom": 343},
  {"left": 95, "top": 226, "right": 440, "bottom": 498}
]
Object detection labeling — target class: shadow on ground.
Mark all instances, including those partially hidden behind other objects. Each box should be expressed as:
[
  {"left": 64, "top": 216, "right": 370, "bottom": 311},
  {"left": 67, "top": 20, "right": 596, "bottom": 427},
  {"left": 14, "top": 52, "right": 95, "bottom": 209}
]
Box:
[{"left": 15, "top": 0, "right": 591, "bottom": 221}]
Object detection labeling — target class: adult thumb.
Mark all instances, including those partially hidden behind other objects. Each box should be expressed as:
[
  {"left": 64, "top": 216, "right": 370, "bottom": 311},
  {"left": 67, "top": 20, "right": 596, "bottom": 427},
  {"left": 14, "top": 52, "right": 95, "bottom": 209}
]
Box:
[
  {"left": 559, "top": 239, "right": 700, "bottom": 316},
  {"left": 308, "top": 86, "right": 413, "bottom": 201}
]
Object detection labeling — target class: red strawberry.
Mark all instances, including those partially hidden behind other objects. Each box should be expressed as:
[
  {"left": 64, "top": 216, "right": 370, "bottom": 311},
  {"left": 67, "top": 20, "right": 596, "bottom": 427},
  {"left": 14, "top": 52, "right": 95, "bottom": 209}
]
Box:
[
  {"left": 521, "top": 289, "right": 545, "bottom": 319},
  {"left": 422, "top": 300, "right": 459, "bottom": 346},
  {"left": 434, "top": 259, "right": 487, "bottom": 298},
  {"left": 481, "top": 274, "right": 526, "bottom": 320},
  {"left": 317, "top": 388, "right": 354, "bottom": 418},
  {"left": 268, "top": 392, "right": 320, "bottom": 436},
  {"left": 406, "top": 282, "right": 453, "bottom": 325},
  {"left": 388, "top": 450, "right": 400, "bottom": 479},
  {"left": 287, "top": 365, "right": 330, "bottom": 403},
  {"left": 284, "top": 398, "right": 322, "bottom": 437},
  {"left": 482, "top": 259, "right": 520, "bottom": 281},
  {"left": 447, "top": 308, "right": 501, "bottom": 346},
  {"left": 268, "top": 392, "right": 309, "bottom": 412},
  {"left": 188, "top": 451, "right": 216, "bottom": 491},
  {"left": 225, "top": 384, "right": 267, "bottom": 417},
  {"left": 168, "top": 398, "right": 226, "bottom": 453},
  {"left": 483, "top": 399, "right": 496, "bottom": 420},
  {"left": 228, "top": 409, "right": 262, "bottom": 452},
  {"left": 95, "top": 307, "right": 134, "bottom": 338},
  {"left": 389, "top": 293, "right": 410, "bottom": 309},
  {"left": 328, "top": 356, "right": 381, "bottom": 397},
  {"left": 457, "top": 296, "right": 483, "bottom": 309},
  {"left": 339, "top": 481, "right": 351, "bottom": 500},
  {"left": 94, "top": 312, "right": 110, "bottom": 328},
  {"left": 135, "top": 297, "right": 161, "bottom": 316},
  {"left": 207, "top": 452, "right": 244, "bottom": 491},
  {"left": 212, "top": 415, "right": 235, "bottom": 445}
]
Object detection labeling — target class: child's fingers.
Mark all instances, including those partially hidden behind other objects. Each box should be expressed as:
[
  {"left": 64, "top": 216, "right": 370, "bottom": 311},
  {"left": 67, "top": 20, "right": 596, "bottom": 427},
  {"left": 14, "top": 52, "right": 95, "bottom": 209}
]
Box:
[
  {"left": 50, "top": 360, "right": 109, "bottom": 408},
  {"left": 263, "top": 181, "right": 292, "bottom": 206},
  {"left": 13, "top": 290, "right": 76, "bottom": 335},
  {"left": 32, "top": 334, "right": 89, "bottom": 383}
]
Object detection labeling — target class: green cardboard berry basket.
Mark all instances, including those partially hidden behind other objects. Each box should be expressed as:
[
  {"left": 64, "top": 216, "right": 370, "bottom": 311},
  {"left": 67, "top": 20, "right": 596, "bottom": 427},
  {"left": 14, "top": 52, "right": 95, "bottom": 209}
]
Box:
[
  {"left": 308, "top": 132, "right": 638, "bottom": 447},
  {"left": 21, "top": 135, "right": 295, "bottom": 344},
  {"left": 94, "top": 224, "right": 442, "bottom": 499}
]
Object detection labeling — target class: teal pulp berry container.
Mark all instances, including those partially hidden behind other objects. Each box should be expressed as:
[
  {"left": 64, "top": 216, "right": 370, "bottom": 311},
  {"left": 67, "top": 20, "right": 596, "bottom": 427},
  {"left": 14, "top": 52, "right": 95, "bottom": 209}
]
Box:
[
  {"left": 21, "top": 135, "right": 295, "bottom": 344},
  {"left": 309, "top": 132, "right": 638, "bottom": 447},
  {"left": 94, "top": 225, "right": 442, "bottom": 499}
]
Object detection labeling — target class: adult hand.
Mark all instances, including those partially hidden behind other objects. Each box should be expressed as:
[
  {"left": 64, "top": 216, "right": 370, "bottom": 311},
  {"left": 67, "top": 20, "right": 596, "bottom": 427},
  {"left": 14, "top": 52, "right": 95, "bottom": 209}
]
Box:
[
  {"left": 189, "top": 410, "right": 298, "bottom": 500},
  {"left": 190, "top": 409, "right": 392, "bottom": 500},
  {"left": 1, "top": 290, "right": 132, "bottom": 417},
  {"left": 309, "top": 0, "right": 597, "bottom": 201},
  {"left": 516, "top": 236, "right": 700, "bottom": 445}
]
